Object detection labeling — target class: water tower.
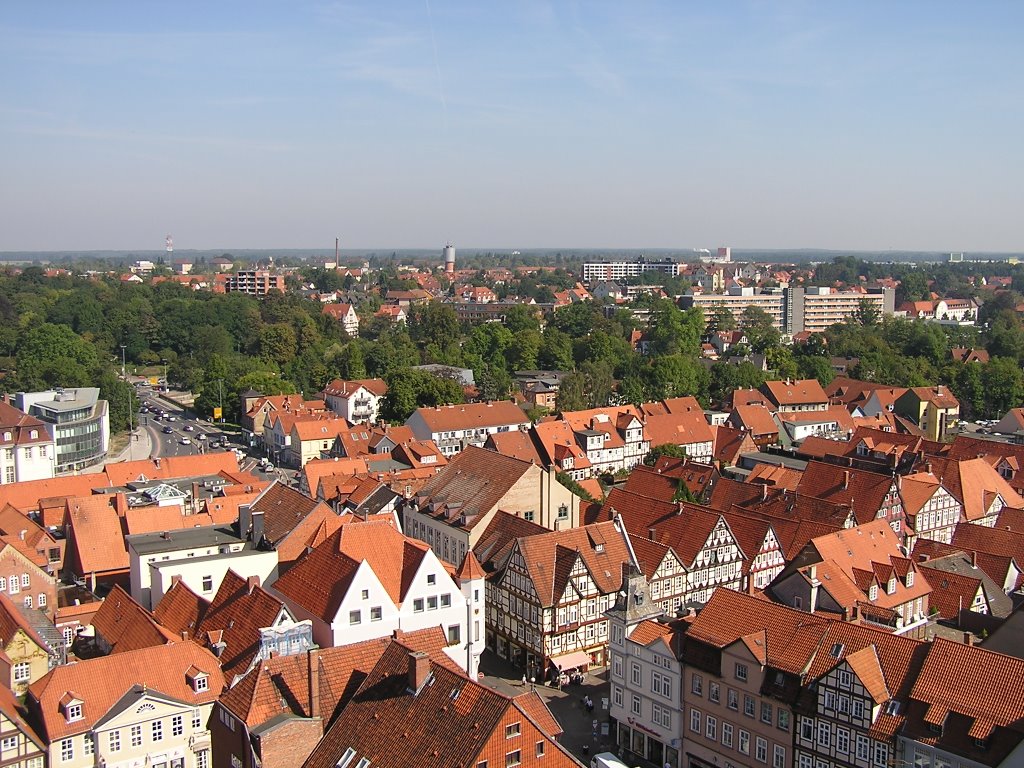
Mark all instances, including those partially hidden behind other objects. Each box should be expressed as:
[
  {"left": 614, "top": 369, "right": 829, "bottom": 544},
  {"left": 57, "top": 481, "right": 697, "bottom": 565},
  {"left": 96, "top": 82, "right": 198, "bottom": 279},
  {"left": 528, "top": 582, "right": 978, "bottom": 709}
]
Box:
[{"left": 443, "top": 242, "right": 456, "bottom": 275}]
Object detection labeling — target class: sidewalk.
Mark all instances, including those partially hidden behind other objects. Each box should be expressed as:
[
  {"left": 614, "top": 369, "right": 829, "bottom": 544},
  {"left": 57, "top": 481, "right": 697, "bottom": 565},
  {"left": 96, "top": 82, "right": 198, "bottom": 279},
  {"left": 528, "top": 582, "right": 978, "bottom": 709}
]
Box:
[
  {"left": 479, "top": 651, "right": 615, "bottom": 763},
  {"left": 80, "top": 426, "right": 153, "bottom": 473}
]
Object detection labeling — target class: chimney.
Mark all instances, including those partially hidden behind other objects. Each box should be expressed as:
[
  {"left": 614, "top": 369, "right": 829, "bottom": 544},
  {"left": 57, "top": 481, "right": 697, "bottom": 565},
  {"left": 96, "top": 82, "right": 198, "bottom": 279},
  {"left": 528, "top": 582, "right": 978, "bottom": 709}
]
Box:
[
  {"left": 808, "top": 564, "right": 820, "bottom": 614},
  {"left": 842, "top": 470, "right": 850, "bottom": 490},
  {"left": 970, "top": 550, "right": 977, "bottom": 568},
  {"left": 252, "top": 509, "right": 265, "bottom": 546},
  {"left": 761, "top": 483, "right": 768, "bottom": 501},
  {"left": 155, "top": 457, "right": 161, "bottom": 469},
  {"left": 963, "top": 631, "right": 974, "bottom": 646},
  {"left": 247, "top": 575, "right": 260, "bottom": 593},
  {"left": 18, "top": 530, "right": 25, "bottom": 541},
  {"left": 239, "top": 504, "right": 252, "bottom": 540},
  {"left": 308, "top": 648, "right": 321, "bottom": 719},
  {"left": 408, "top": 651, "right": 430, "bottom": 692},
  {"left": 648, "top": 527, "right": 656, "bottom": 540}
]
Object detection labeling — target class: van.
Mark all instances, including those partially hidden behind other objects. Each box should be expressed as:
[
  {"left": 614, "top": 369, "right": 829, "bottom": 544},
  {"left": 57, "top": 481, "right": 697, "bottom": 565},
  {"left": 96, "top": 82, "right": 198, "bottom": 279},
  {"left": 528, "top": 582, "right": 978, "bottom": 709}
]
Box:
[{"left": 591, "top": 753, "right": 630, "bottom": 768}]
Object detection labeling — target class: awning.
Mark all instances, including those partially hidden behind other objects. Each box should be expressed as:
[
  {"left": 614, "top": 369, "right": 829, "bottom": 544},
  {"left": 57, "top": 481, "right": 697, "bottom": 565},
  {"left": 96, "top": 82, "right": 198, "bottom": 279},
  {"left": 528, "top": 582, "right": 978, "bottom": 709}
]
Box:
[{"left": 550, "top": 650, "right": 592, "bottom": 671}]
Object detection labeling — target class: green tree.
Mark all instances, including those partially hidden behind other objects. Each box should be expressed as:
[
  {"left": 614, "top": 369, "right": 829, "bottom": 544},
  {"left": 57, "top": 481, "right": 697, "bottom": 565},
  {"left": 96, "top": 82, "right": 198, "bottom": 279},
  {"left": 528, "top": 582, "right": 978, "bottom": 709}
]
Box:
[
  {"left": 982, "top": 357, "right": 1024, "bottom": 418},
  {"left": 644, "top": 443, "right": 688, "bottom": 466},
  {"left": 538, "top": 329, "right": 575, "bottom": 371}
]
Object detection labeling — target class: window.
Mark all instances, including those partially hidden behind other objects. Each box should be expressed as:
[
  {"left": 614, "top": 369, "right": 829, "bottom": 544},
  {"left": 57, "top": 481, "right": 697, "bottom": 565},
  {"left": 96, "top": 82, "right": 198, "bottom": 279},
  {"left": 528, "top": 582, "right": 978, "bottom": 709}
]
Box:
[
  {"left": 836, "top": 727, "right": 850, "bottom": 754},
  {"left": 653, "top": 704, "right": 671, "bottom": 728},
  {"left": 193, "top": 709, "right": 203, "bottom": 729},
  {"left": 692, "top": 673, "right": 703, "bottom": 696},
  {"left": 690, "top": 709, "right": 701, "bottom": 733},
  {"left": 799, "top": 756, "right": 813, "bottom": 768},
  {"left": 8, "top": 577, "right": 17, "bottom": 594},
  {"left": 20, "top": 574, "right": 28, "bottom": 588},
  {"left": 197, "top": 751, "right": 209, "bottom": 768},
  {"left": 349, "top": 610, "right": 361, "bottom": 625},
  {"left": 801, "top": 718, "right": 813, "bottom": 740},
  {"left": 478, "top": 762, "right": 488, "bottom": 768},
  {"left": 37, "top": 593, "right": 46, "bottom": 608},
  {"left": 194, "top": 674, "right": 209, "bottom": 692},
  {"left": 722, "top": 722, "right": 734, "bottom": 748},
  {"left": 172, "top": 714, "right": 184, "bottom": 736},
  {"left": 761, "top": 701, "right": 773, "bottom": 724},
  {"left": 337, "top": 748, "right": 357, "bottom": 768},
  {"left": 738, "top": 730, "right": 750, "bottom": 755},
  {"left": 773, "top": 745, "right": 786, "bottom": 768},
  {"left": 414, "top": 598, "right": 424, "bottom": 613},
  {"left": 60, "top": 739, "right": 73, "bottom": 762},
  {"left": 427, "top": 596, "right": 438, "bottom": 610},
  {"left": 613, "top": 656, "right": 622, "bottom": 678},
  {"left": 84, "top": 734, "right": 94, "bottom": 757},
  {"left": 361, "top": 589, "right": 369, "bottom": 599},
  {"left": 873, "top": 743, "right": 888, "bottom": 766},
  {"left": 744, "top": 695, "right": 755, "bottom": 717},
  {"left": 506, "top": 722, "right": 521, "bottom": 738},
  {"left": 441, "top": 593, "right": 451, "bottom": 608},
  {"left": 153, "top": 720, "right": 163, "bottom": 741},
  {"left": 22, "top": 596, "right": 31, "bottom": 608},
  {"left": 506, "top": 750, "right": 521, "bottom": 767},
  {"left": 613, "top": 686, "right": 623, "bottom": 707},
  {"left": 839, "top": 695, "right": 850, "bottom": 714},
  {"left": 869, "top": 584, "right": 878, "bottom": 601},
  {"left": 558, "top": 504, "right": 569, "bottom": 519},
  {"left": 631, "top": 695, "right": 641, "bottom": 715},
  {"left": 755, "top": 737, "right": 768, "bottom": 763},
  {"left": 853, "top": 699, "right": 865, "bottom": 719},
  {"left": 202, "top": 575, "right": 213, "bottom": 592},
  {"left": 13, "top": 662, "right": 30, "bottom": 683},
  {"left": 653, "top": 672, "right": 672, "bottom": 699},
  {"left": 536, "top": 742, "right": 545, "bottom": 758},
  {"left": 65, "top": 703, "right": 82, "bottom": 722},
  {"left": 706, "top": 716, "right": 717, "bottom": 741},
  {"left": 856, "top": 736, "right": 870, "bottom": 760},
  {"left": 2, "top": 736, "right": 18, "bottom": 751},
  {"left": 778, "top": 709, "right": 790, "bottom": 731},
  {"left": 371, "top": 606, "right": 382, "bottom": 622},
  {"left": 816, "top": 721, "right": 830, "bottom": 747},
  {"left": 0, "top": 577, "right": 6, "bottom": 591},
  {"left": 631, "top": 663, "right": 641, "bottom": 686},
  {"left": 447, "top": 625, "right": 461, "bottom": 644},
  {"left": 709, "top": 682, "right": 720, "bottom": 703},
  {"left": 727, "top": 688, "right": 738, "bottom": 710},
  {"left": 735, "top": 663, "right": 748, "bottom": 681},
  {"left": 131, "top": 725, "right": 142, "bottom": 747},
  {"left": 523, "top": 511, "right": 535, "bottom": 522},
  {"left": 838, "top": 669, "right": 852, "bottom": 688},
  {"left": 427, "top": 574, "right": 436, "bottom": 585}
]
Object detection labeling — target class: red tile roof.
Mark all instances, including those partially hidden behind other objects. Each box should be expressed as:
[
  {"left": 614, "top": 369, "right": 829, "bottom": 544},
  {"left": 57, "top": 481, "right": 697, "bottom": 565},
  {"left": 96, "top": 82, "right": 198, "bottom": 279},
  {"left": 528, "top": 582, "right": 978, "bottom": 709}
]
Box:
[
  {"left": 761, "top": 378, "right": 829, "bottom": 408},
  {"left": 27, "top": 640, "right": 224, "bottom": 741},
  {"left": 91, "top": 585, "right": 179, "bottom": 653},
  {"left": 410, "top": 401, "right": 529, "bottom": 432}
]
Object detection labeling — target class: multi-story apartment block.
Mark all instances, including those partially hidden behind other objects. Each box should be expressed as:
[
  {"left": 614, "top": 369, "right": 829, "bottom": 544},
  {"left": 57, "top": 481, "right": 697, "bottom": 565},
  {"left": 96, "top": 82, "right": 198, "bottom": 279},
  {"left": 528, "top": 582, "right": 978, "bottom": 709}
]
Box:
[
  {"left": 224, "top": 269, "right": 285, "bottom": 296},
  {"left": 14, "top": 389, "right": 109, "bottom": 473},
  {"left": 681, "top": 287, "right": 788, "bottom": 331},
  {"left": 485, "top": 520, "right": 633, "bottom": 675},
  {"left": 0, "top": 401, "right": 54, "bottom": 484},
  {"left": 406, "top": 401, "right": 531, "bottom": 457},
  {"left": 788, "top": 286, "right": 895, "bottom": 335},
  {"left": 582, "top": 257, "right": 683, "bottom": 284},
  {"left": 25, "top": 641, "right": 224, "bottom": 768},
  {"left": 607, "top": 569, "right": 681, "bottom": 768}
]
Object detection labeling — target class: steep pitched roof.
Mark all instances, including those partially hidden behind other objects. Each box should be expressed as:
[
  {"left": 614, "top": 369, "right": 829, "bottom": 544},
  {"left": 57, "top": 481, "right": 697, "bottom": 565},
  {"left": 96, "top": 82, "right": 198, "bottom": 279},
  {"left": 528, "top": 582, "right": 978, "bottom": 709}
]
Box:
[
  {"left": 512, "top": 521, "right": 632, "bottom": 608},
  {"left": 152, "top": 579, "right": 208, "bottom": 638},
  {"left": 409, "top": 401, "right": 528, "bottom": 432},
  {"left": 302, "top": 640, "right": 575, "bottom": 768},
  {"left": 761, "top": 379, "right": 829, "bottom": 408},
  {"left": 796, "top": 461, "right": 897, "bottom": 525},
  {"left": 91, "top": 585, "right": 179, "bottom": 653},
  {"left": 471, "top": 510, "right": 547, "bottom": 572},
  {"left": 0, "top": 593, "right": 50, "bottom": 652},
  {"left": 247, "top": 481, "right": 340, "bottom": 561}
]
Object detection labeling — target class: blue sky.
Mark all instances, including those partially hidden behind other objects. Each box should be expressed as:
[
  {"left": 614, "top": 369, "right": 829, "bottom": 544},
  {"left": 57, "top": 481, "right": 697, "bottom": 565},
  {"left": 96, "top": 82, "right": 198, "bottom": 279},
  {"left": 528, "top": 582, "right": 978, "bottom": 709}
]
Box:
[{"left": 2, "top": 1, "right": 1023, "bottom": 252}]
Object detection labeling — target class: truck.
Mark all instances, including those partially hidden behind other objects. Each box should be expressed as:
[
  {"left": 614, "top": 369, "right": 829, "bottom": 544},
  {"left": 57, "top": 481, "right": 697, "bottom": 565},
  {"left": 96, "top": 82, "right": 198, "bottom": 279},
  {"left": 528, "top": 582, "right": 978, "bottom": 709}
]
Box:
[{"left": 591, "top": 753, "right": 631, "bottom": 768}]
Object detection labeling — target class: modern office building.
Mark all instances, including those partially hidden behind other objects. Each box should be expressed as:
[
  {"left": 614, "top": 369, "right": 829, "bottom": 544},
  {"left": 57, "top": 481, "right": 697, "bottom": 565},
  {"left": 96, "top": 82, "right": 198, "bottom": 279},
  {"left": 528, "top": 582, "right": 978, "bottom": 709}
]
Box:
[{"left": 14, "top": 389, "right": 109, "bottom": 473}]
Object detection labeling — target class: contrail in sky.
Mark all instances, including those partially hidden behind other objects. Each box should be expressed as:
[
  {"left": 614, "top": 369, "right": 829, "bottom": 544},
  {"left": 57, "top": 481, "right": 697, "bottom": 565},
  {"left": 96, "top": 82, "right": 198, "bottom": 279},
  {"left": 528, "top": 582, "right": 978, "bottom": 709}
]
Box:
[{"left": 424, "top": 0, "right": 448, "bottom": 130}]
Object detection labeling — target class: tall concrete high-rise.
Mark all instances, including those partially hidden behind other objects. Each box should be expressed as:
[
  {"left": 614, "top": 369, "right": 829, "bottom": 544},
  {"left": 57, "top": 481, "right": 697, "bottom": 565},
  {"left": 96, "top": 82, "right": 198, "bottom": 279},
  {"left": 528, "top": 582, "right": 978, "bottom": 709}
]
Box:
[{"left": 443, "top": 242, "right": 456, "bottom": 275}]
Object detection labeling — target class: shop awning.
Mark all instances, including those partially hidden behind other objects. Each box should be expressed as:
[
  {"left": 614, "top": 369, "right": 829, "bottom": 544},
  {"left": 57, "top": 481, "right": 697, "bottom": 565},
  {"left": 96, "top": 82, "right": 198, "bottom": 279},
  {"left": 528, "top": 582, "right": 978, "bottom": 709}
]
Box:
[{"left": 550, "top": 650, "right": 592, "bottom": 671}]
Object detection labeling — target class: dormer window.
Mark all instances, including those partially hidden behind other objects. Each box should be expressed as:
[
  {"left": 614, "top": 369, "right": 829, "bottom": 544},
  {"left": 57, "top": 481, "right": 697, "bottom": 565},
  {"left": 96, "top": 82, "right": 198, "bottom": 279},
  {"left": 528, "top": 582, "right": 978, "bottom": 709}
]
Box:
[
  {"left": 186, "top": 666, "right": 209, "bottom": 693},
  {"left": 29, "top": 430, "right": 38, "bottom": 440},
  {"left": 60, "top": 695, "right": 84, "bottom": 723},
  {"left": 869, "top": 584, "right": 878, "bottom": 601},
  {"left": 906, "top": 572, "right": 914, "bottom": 588},
  {"left": 888, "top": 577, "right": 897, "bottom": 594}
]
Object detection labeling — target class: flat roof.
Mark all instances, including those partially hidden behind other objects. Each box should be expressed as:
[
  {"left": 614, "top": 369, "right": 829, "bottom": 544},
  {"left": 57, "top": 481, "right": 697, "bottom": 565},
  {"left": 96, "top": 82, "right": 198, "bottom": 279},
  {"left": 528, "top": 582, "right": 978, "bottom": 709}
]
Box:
[{"left": 127, "top": 525, "right": 243, "bottom": 555}]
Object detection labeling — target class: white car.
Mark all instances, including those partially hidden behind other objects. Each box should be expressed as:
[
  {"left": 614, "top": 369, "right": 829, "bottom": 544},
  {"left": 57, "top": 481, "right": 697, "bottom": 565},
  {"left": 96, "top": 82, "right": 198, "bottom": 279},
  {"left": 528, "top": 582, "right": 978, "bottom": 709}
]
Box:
[{"left": 179, "top": 437, "right": 191, "bottom": 445}]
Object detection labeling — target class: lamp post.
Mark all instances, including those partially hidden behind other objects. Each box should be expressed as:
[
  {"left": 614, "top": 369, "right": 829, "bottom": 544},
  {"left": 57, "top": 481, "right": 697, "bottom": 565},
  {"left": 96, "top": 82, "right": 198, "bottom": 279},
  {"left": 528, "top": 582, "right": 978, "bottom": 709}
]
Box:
[
  {"left": 120, "top": 345, "right": 127, "bottom": 379},
  {"left": 217, "top": 379, "right": 224, "bottom": 423}
]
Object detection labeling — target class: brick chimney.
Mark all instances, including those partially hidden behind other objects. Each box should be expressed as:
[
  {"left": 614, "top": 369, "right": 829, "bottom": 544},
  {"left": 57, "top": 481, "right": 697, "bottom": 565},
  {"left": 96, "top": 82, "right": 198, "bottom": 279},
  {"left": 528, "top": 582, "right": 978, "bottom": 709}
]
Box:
[
  {"left": 247, "top": 575, "right": 260, "bottom": 594},
  {"left": 407, "top": 651, "right": 430, "bottom": 693},
  {"left": 963, "top": 631, "right": 974, "bottom": 646},
  {"left": 842, "top": 470, "right": 850, "bottom": 491},
  {"left": 308, "top": 648, "right": 320, "bottom": 718}
]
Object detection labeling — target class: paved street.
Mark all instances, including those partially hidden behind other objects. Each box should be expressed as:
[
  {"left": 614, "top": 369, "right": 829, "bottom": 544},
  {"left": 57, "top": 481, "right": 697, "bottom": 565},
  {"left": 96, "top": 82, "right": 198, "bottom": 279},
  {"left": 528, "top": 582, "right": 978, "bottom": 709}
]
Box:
[{"left": 479, "top": 651, "right": 615, "bottom": 764}]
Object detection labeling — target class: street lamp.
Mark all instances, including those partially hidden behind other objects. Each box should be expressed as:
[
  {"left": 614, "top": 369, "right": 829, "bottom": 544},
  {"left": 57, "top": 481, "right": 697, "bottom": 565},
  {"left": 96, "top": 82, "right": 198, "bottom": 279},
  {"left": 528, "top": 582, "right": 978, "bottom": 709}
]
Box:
[{"left": 120, "top": 345, "right": 127, "bottom": 379}]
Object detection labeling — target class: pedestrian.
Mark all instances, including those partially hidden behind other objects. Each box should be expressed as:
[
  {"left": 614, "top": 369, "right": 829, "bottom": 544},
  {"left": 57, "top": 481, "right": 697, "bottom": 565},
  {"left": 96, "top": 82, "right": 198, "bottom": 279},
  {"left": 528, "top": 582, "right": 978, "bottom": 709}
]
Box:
[
  {"left": 522, "top": 674, "right": 527, "bottom": 687},
  {"left": 586, "top": 696, "right": 594, "bottom": 714}
]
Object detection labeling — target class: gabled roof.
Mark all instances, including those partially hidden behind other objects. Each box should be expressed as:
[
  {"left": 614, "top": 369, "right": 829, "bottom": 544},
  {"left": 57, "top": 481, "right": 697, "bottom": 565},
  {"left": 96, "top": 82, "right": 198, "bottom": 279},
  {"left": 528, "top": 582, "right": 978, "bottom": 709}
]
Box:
[
  {"left": 247, "top": 481, "right": 340, "bottom": 562},
  {"left": 27, "top": 641, "right": 224, "bottom": 741},
  {"left": 472, "top": 510, "right": 547, "bottom": 573},
  {"left": 152, "top": 579, "right": 208, "bottom": 638},
  {"left": 484, "top": 430, "right": 544, "bottom": 465},
  {"left": 272, "top": 519, "right": 429, "bottom": 620},
  {"left": 66, "top": 495, "right": 129, "bottom": 575},
  {"left": 413, "top": 447, "right": 535, "bottom": 530},
  {"left": 302, "top": 638, "right": 576, "bottom": 768},
  {"left": 927, "top": 457, "right": 1024, "bottom": 522},
  {"left": 729, "top": 403, "right": 779, "bottom": 438},
  {"left": 0, "top": 593, "right": 50, "bottom": 653},
  {"left": 796, "top": 462, "right": 897, "bottom": 525},
  {"left": 408, "top": 401, "right": 528, "bottom": 432},
  {"left": 91, "top": 585, "right": 179, "bottom": 653},
  {"left": 761, "top": 378, "right": 829, "bottom": 408},
  {"left": 511, "top": 521, "right": 631, "bottom": 607}
]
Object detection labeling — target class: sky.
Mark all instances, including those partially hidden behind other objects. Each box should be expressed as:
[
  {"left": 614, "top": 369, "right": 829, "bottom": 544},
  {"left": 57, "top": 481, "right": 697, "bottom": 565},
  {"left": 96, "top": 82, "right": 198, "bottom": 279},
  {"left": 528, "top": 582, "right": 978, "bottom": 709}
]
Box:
[{"left": 2, "top": 1, "right": 1023, "bottom": 253}]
